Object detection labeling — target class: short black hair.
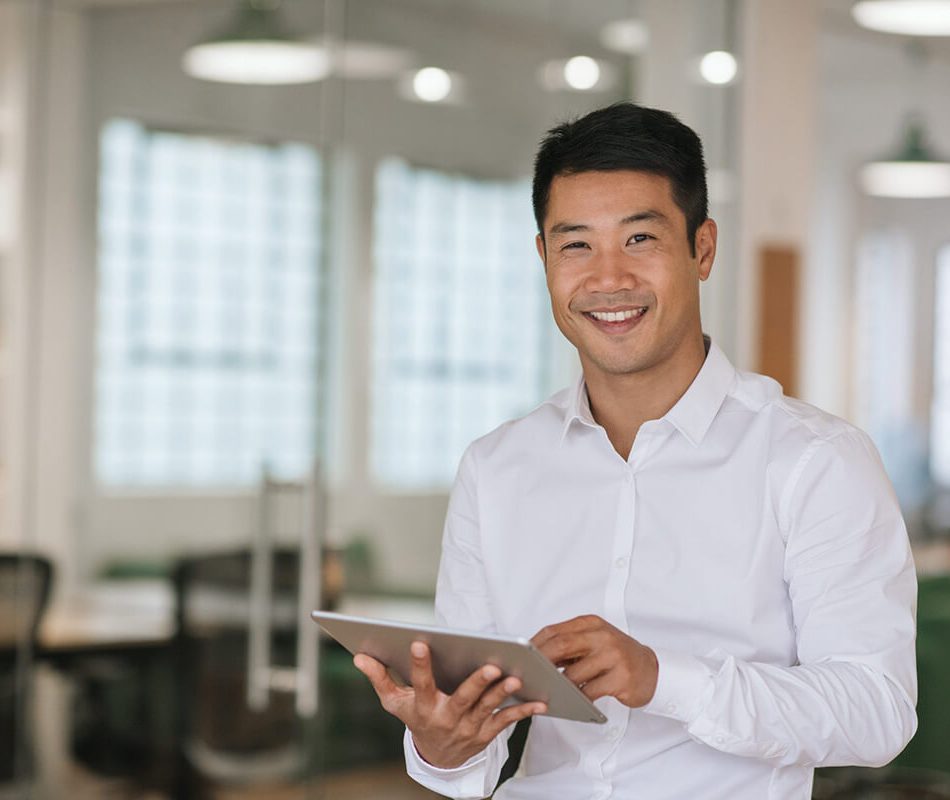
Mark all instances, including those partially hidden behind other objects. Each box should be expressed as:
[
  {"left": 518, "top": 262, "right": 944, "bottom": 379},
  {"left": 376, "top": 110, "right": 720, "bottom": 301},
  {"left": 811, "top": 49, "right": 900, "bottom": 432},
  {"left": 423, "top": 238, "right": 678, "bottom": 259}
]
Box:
[{"left": 532, "top": 103, "right": 709, "bottom": 254}]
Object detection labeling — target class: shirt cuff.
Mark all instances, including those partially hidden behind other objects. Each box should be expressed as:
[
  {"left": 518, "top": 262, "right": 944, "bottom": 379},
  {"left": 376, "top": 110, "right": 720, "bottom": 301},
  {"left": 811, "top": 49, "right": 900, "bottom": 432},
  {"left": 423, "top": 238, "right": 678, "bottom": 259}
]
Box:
[
  {"left": 403, "top": 728, "right": 493, "bottom": 798},
  {"left": 641, "top": 647, "right": 715, "bottom": 724}
]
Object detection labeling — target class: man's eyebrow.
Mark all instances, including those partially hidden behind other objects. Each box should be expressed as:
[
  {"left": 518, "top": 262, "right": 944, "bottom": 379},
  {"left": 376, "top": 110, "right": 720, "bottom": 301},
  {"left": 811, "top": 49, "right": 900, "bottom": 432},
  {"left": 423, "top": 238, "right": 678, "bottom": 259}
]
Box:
[
  {"left": 620, "top": 209, "right": 670, "bottom": 226},
  {"left": 547, "top": 209, "right": 670, "bottom": 236}
]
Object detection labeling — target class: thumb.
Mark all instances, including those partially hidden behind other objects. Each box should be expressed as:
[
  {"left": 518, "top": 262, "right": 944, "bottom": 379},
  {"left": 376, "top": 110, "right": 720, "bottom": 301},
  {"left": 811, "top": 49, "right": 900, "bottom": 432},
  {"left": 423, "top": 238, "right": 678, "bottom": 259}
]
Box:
[{"left": 354, "top": 654, "right": 405, "bottom": 706}]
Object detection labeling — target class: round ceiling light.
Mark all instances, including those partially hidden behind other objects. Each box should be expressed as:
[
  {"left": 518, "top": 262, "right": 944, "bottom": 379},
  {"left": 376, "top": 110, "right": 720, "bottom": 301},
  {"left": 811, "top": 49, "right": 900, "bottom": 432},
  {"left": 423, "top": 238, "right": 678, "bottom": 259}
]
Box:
[
  {"left": 852, "top": 0, "right": 950, "bottom": 35},
  {"left": 412, "top": 67, "right": 453, "bottom": 102},
  {"left": 563, "top": 56, "right": 601, "bottom": 91},
  {"left": 698, "top": 50, "right": 739, "bottom": 85}
]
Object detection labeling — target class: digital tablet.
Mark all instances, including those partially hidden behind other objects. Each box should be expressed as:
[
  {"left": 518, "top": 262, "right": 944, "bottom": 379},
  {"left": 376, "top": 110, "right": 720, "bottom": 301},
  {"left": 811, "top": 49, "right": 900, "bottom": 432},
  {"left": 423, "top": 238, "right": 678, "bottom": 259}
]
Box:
[{"left": 311, "top": 610, "right": 607, "bottom": 724}]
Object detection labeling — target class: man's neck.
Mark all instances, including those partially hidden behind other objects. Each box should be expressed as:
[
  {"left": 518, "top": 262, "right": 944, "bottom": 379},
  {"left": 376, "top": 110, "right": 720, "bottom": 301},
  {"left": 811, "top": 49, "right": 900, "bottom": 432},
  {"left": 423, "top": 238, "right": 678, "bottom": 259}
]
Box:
[{"left": 583, "top": 336, "right": 709, "bottom": 461}]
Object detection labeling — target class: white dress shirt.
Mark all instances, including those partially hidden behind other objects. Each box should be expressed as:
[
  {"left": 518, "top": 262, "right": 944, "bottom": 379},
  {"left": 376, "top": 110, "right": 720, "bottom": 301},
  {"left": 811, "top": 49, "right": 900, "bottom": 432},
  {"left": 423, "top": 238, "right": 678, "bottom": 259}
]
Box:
[{"left": 404, "top": 341, "right": 917, "bottom": 800}]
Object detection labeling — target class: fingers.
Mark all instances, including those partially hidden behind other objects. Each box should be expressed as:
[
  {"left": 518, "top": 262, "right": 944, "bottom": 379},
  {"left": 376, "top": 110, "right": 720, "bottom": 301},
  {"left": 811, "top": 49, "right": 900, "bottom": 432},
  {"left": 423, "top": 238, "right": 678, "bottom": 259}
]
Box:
[
  {"left": 562, "top": 652, "right": 609, "bottom": 688},
  {"left": 354, "top": 654, "right": 412, "bottom": 719},
  {"left": 576, "top": 673, "right": 613, "bottom": 702},
  {"left": 535, "top": 629, "right": 598, "bottom": 666},
  {"left": 466, "top": 674, "right": 523, "bottom": 726},
  {"left": 408, "top": 641, "right": 438, "bottom": 705},
  {"left": 482, "top": 700, "right": 547, "bottom": 740},
  {"left": 353, "top": 653, "right": 400, "bottom": 697},
  {"left": 532, "top": 614, "right": 603, "bottom": 646},
  {"left": 448, "top": 663, "right": 503, "bottom": 714}
]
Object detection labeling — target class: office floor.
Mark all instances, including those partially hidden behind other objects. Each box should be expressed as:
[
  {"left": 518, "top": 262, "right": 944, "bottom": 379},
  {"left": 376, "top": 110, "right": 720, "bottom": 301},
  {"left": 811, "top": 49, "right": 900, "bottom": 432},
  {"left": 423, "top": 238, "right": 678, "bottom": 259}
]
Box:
[{"left": 59, "top": 761, "right": 441, "bottom": 800}]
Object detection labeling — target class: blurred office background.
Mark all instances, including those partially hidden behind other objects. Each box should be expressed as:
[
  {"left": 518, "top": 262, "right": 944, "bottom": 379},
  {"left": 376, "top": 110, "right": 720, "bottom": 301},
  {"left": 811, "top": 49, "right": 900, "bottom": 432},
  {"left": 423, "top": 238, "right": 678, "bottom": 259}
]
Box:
[{"left": 1, "top": 0, "right": 949, "bottom": 797}]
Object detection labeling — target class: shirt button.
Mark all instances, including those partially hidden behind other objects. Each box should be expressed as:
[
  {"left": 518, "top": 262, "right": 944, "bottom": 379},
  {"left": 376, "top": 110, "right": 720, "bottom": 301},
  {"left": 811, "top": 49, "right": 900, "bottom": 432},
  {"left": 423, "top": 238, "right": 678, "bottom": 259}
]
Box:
[
  {"left": 715, "top": 734, "right": 725, "bottom": 745},
  {"left": 665, "top": 702, "right": 677, "bottom": 713},
  {"left": 606, "top": 726, "right": 621, "bottom": 740},
  {"left": 614, "top": 556, "right": 628, "bottom": 569}
]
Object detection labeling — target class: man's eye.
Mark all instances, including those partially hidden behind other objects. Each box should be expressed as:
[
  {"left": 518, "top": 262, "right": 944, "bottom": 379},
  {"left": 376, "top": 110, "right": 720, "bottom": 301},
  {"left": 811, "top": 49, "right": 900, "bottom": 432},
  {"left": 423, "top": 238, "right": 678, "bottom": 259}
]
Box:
[
  {"left": 628, "top": 233, "right": 653, "bottom": 245},
  {"left": 562, "top": 241, "right": 589, "bottom": 251}
]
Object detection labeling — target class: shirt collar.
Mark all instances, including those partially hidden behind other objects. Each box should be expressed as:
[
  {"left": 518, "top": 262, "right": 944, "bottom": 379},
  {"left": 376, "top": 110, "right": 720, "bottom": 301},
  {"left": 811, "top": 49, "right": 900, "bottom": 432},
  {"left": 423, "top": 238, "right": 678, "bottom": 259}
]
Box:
[{"left": 559, "top": 336, "right": 736, "bottom": 447}]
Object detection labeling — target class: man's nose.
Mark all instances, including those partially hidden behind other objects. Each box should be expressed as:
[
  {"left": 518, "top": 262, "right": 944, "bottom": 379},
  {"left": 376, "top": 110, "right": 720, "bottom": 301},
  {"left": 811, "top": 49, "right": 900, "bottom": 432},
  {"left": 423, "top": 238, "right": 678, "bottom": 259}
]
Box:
[{"left": 585, "top": 249, "right": 634, "bottom": 293}]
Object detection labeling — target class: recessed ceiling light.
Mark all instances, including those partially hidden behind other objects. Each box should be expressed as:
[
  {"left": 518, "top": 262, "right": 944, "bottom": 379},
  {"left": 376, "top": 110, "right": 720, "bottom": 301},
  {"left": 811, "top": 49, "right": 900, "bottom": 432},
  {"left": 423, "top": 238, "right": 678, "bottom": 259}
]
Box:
[
  {"left": 600, "top": 19, "right": 650, "bottom": 54},
  {"left": 563, "top": 56, "right": 601, "bottom": 91},
  {"left": 539, "top": 57, "right": 612, "bottom": 92},
  {"left": 698, "top": 50, "right": 739, "bottom": 85},
  {"left": 852, "top": 0, "right": 950, "bottom": 36},
  {"left": 411, "top": 67, "right": 453, "bottom": 103}
]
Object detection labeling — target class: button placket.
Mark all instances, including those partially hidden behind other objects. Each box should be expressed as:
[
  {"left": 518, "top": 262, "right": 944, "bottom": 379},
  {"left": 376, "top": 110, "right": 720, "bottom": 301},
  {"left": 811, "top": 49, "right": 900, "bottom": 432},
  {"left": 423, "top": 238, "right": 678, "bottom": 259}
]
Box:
[{"left": 603, "top": 468, "right": 636, "bottom": 632}]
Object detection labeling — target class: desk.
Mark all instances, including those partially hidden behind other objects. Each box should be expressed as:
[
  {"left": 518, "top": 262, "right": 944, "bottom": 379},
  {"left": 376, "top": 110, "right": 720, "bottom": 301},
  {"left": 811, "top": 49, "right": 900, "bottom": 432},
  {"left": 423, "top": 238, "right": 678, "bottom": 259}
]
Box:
[
  {"left": 38, "top": 579, "right": 174, "bottom": 657},
  {"left": 38, "top": 579, "right": 434, "bottom": 655}
]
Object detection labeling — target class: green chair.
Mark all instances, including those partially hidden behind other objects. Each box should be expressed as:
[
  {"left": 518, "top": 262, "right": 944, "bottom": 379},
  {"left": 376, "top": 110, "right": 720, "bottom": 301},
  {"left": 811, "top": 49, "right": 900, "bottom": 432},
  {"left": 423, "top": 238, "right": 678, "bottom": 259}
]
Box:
[{"left": 894, "top": 575, "right": 950, "bottom": 774}]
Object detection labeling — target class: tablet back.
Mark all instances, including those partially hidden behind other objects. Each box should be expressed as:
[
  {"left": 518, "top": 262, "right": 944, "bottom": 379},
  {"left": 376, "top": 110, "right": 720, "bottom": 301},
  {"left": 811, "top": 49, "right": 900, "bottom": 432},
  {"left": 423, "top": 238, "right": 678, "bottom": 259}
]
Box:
[{"left": 312, "top": 611, "right": 606, "bottom": 724}]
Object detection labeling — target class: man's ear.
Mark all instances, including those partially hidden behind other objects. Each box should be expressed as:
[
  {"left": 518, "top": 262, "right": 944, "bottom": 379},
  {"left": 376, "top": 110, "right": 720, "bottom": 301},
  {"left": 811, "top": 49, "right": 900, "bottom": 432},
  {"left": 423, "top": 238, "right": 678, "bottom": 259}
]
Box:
[
  {"left": 535, "top": 233, "right": 547, "bottom": 271},
  {"left": 695, "top": 218, "right": 717, "bottom": 281}
]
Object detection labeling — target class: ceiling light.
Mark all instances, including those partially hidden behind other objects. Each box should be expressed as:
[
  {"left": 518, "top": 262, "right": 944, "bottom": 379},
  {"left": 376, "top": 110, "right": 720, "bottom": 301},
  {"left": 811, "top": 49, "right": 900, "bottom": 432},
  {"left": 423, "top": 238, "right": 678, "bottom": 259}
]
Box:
[
  {"left": 182, "top": 0, "right": 329, "bottom": 85},
  {"left": 563, "top": 56, "right": 601, "bottom": 90},
  {"left": 860, "top": 120, "right": 950, "bottom": 198},
  {"left": 411, "top": 67, "right": 453, "bottom": 103},
  {"left": 599, "top": 19, "right": 650, "bottom": 54},
  {"left": 698, "top": 50, "right": 738, "bottom": 85},
  {"left": 852, "top": 0, "right": 950, "bottom": 36}
]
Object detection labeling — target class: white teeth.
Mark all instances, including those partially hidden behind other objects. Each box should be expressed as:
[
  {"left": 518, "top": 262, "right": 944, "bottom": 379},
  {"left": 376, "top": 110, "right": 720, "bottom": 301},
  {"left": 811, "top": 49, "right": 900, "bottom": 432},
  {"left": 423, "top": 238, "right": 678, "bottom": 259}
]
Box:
[{"left": 589, "top": 308, "right": 646, "bottom": 322}]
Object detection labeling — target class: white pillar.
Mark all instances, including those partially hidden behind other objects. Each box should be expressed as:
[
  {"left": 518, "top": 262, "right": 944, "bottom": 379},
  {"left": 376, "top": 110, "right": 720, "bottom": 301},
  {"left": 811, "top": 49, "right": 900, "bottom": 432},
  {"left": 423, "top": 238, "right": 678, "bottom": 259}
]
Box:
[{"left": 736, "top": 0, "right": 819, "bottom": 378}]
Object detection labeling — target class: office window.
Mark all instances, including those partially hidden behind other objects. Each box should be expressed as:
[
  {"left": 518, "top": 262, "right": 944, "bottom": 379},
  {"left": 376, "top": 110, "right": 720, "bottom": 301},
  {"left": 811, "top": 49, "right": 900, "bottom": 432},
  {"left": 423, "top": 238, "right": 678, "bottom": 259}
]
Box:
[
  {"left": 94, "top": 119, "right": 322, "bottom": 487},
  {"left": 932, "top": 247, "right": 950, "bottom": 486},
  {"left": 853, "top": 231, "right": 915, "bottom": 444},
  {"left": 371, "top": 158, "right": 553, "bottom": 489}
]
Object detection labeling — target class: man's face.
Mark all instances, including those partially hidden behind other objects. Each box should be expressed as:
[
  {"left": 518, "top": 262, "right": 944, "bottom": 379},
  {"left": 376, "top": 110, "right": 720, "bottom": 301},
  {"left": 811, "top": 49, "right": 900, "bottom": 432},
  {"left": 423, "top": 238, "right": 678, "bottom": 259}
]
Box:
[{"left": 537, "top": 170, "right": 716, "bottom": 382}]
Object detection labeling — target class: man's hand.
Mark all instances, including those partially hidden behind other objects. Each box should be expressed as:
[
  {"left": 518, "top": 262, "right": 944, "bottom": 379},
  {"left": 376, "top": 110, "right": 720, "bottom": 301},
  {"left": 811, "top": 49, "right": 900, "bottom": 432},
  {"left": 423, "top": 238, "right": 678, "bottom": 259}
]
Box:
[
  {"left": 353, "top": 641, "right": 546, "bottom": 769},
  {"left": 531, "top": 615, "right": 658, "bottom": 708}
]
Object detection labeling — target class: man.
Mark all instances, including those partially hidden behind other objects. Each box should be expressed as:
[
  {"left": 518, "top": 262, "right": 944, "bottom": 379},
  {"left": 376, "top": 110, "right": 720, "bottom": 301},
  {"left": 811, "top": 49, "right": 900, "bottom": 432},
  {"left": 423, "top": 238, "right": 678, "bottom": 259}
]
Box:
[{"left": 355, "top": 103, "right": 917, "bottom": 799}]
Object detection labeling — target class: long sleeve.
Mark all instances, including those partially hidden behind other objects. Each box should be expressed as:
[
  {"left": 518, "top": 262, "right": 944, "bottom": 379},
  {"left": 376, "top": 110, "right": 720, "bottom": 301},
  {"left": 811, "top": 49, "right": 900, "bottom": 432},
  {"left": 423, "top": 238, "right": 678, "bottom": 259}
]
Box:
[
  {"left": 643, "top": 429, "right": 918, "bottom": 768},
  {"left": 403, "top": 445, "right": 515, "bottom": 798}
]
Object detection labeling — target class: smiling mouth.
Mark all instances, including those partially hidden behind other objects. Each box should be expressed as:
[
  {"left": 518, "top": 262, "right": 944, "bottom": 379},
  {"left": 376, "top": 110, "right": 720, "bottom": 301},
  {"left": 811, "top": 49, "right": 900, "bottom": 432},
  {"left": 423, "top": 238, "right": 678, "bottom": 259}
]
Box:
[{"left": 585, "top": 308, "right": 647, "bottom": 323}]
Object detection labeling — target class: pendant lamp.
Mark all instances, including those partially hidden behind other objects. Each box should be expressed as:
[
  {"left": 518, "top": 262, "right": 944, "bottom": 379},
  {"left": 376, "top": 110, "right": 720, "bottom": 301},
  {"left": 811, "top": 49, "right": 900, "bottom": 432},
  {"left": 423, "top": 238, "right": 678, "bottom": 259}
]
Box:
[
  {"left": 182, "top": 0, "right": 329, "bottom": 85},
  {"left": 860, "top": 119, "right": 950, "bottom": 198},
  {"left": 852, "top": 1, "right": 950, "bottom": 36}
]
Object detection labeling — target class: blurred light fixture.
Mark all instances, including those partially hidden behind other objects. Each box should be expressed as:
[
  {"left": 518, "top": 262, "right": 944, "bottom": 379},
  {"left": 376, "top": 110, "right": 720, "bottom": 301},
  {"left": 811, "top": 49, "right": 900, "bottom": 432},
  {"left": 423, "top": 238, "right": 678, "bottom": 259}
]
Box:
[
  {"left": 852, "top": 0, "right": 950, "bottom": 35},
  {"left": 539, "top": 57, "right": 613, "bottom": 92},
  {"left": 182, "top": 0, "right": 329, "bottom": 85},
  {"left": 698, "top": 50, "right": 738, "bottom": 85},
  {"left": 860, "top": 119, "right": 950, "bottom": 197},
  {"left": 411, "top": 67, "right": 453, "bottom": 102},
  {"left": 599, "top": 18, "right": 650, "bottom": 54},
  {"left": 563, "top": 56, "right": 601, "bottom": 90}
]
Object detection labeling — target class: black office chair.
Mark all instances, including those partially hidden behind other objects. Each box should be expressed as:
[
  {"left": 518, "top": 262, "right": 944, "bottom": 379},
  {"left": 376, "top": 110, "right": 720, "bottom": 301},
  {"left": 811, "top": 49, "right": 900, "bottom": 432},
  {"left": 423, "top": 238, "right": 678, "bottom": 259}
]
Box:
[
  {"left": 0, "top": 553, "right": 53, "bottom": 786},
  {"left": 172, "top": 548, "right": 307, "bottom": 798}
]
